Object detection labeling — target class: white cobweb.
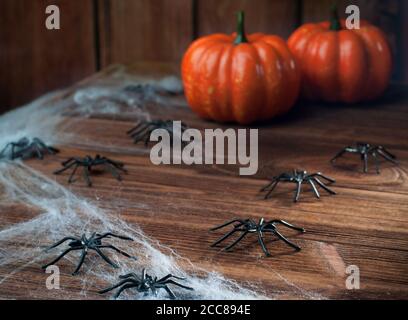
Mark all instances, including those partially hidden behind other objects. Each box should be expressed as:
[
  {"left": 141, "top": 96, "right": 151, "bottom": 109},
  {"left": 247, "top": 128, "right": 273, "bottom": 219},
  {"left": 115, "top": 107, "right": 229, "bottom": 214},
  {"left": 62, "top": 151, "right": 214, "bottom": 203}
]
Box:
[{"left": 0, "top": 70, "right": 266, "bottom": 300}]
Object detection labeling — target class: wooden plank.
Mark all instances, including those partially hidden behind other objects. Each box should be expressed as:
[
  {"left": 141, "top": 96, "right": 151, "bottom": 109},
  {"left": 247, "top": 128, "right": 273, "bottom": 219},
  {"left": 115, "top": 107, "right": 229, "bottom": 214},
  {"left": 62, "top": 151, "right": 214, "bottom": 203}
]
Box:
[
  {"left": 196, "top": 0, "right": 299, "bottom": 39},
  {"left": 0, "top": 0, "right": 96, "bottom": 113},
  {"left": 0, "top": 64, "right": 407, "bottom": 299},
  {"left": 98, "top": 0, "right": 193, "bottom": 67}
]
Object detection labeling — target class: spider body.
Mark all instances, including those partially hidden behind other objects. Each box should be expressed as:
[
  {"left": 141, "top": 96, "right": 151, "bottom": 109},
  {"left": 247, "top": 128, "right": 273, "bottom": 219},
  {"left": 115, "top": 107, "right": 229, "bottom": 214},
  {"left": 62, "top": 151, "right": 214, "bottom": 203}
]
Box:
[
  {"left": 0, "top": 137, "right": 59, "bottom": 160},
  {"left": 42, "top": 232, "right": 134, "bottom": 275},
  {"left": 210, "top": 218, "right": 305, "bottom": 257},
  {"left": 54, "top": 154, "right": 127, "bottom": 187},
  {"left": 127, "top": 120, "right": 188, "bottom": 146},
  {"left": 261, "top": 169, "right": 336, "bottom": 202},
  {"left": 99, "top": 269, "right": 194, "bottom": 299},
  {"left": 331, "top": 142, "right": 397, "bottom": 173}
]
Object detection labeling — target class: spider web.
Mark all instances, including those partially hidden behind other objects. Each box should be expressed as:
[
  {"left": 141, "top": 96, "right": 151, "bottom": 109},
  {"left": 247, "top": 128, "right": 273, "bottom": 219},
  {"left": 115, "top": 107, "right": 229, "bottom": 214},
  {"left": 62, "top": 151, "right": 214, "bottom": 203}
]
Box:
[{"left": 0, "top": 70, "right": 326, "bottom": 300}]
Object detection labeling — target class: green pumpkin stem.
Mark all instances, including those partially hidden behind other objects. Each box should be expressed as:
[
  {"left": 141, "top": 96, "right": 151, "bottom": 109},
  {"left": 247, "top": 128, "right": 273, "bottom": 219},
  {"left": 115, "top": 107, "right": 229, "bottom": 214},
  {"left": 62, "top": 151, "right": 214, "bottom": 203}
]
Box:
[
  {"left": 329, "top": 4, "right": 342, "bottom": 31},
  {"left": 234, "top": 11, "right": 249, "bottom": 45}
]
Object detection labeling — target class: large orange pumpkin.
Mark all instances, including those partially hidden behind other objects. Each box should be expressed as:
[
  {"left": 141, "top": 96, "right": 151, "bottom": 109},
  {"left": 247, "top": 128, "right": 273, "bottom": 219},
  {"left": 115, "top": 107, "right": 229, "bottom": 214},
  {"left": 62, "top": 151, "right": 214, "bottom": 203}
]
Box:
[
  {"left": 288, "top": 7, "right": 392, "bottom": 103},
  {"left": 182, "top": 12, "right": 300, "bottom": 125}
]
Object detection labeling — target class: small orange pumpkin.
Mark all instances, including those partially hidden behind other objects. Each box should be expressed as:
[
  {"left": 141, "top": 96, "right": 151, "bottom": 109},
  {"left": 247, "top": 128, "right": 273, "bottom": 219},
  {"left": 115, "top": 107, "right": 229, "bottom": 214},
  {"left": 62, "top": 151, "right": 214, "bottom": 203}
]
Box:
[
  {"left": 288, "top": 7, "right": 392, "bottom": 103},
  {"left": 182, "top": 12, "right": 300, "bottom": 125}
]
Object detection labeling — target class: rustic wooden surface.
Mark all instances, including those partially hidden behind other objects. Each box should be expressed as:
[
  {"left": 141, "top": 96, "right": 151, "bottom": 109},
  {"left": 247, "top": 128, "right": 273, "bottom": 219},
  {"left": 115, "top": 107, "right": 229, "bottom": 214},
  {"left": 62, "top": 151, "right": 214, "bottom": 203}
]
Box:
[
  {"left": 0, "top": 0, "right": 96, "bottom": 111},
  {"left": 0, "top": 64, "right": 408, "bottom": 299}
]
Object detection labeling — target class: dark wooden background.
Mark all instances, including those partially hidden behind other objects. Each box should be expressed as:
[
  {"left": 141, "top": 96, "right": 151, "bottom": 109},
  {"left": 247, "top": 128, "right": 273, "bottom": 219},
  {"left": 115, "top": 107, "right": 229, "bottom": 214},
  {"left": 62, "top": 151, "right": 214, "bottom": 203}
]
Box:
[{"left": 1, "top": 0, "right": 407, "bottom": 113}]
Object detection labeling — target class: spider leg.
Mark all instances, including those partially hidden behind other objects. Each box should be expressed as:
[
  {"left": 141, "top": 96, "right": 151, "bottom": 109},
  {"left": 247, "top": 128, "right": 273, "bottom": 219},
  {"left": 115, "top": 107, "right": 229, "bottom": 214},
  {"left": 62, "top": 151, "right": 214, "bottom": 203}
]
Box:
[
  {"left": 263, "top": 180, "right": 280, "bottom": 199},
  {"left": 307, "top": 179, "right": 320, "bottom": 199},
  {"left": 34, "top": 139, "right": 59, "bottom": 155},
  {"left": 45, "top": 237, "right": 80, "bottom": 251},
  {"left": 54, "top": 161, "right": 76, "bottom": 175},
  {"left": 294, "top": 181, "right": 302, "bottom": 202},
  {"left": 72, "top": 249, "right": 87, "bottom": 275},
  {"left": 331, "top": 148, "right": 348, "bottom": 163},
  {"left": 377, "top": 148, "right": 398, "bottom": 164},
  {"left": 210, "top": 219, "right": 246, "bottom": 231},
  {"left": 62, "top": 158, "right": 76, "bottom": 166},
  {"left": 266, "top": 220, "right": 305, "bottom": 233},
  {"left": 310, "top": 173, "right": 335, "bottom": 183},
  {"left": 106, "top": 159, "right": 127, "bottom": 172},
  {"left": 96, "top": 245, "right": 135, "bottom": 259},
  {"left": 312, "top": 177, "right": 336, "bottom": 195},
  {"left": 68, "top": 164, "right": 79, "bottom": 183},
  {"left": 363, "top": 153, "right": 368, "bottom": 173},
  {"left": 95, "top": 232, "right": 133, "bottom": 241},
  {"left": 113, "top": 283, "right": 138, "bottom": 299},
  {"left": 83, "top": 166, "right": 92, "bottom": 187},
  {"left": 377, "top": 146, "right": 396, "bottom": 160},
  {"left": 224, "top": 231, "right": 249, "bottom": 251},
  {"left": 93, "top": 247, "right": 118, "bottom": 268},
  {"left": 98, "top": 279, "right": 136, "bottom": 294},
  {"left": 372, "top": 151, "right": 380, "bottom": 174},
  {"left": 119, "top": 273, "right": 140, "bottom": 280},
  {"left": 104, "top": 163, "right": 122, "bottom": 181},
  {"left": 162, "top": 285, "right": 177, "bottom": 300},
  {"left": 157, "top": 274, "right": 185, "bottom": 282},
  {"left": 260, "top": 177, "right": 277, "bottom": 192},
  {"left": 160, "top": 280, "right": 194, "bottom": 291},
  {"left": 127, "top": 122, "right": 147, "bottom": 135},
  {"left": 273, "top": 230, "right": 301, "bottom": 251},
  {"left": 257, "top": 232, "right": 271, "bottom": 257},
  {"left": 33, "top": 144, "right": 44, "bottom": 159},
  {"left": 211, "top": 228, "right": 241, "bottom": 247},
  {"left": 0, "top": 143, "right": 11, "bottom": 158},
  {"left": 42, "top": 247, "right": 81, "bottom": 269},
  {"left": 13, "top": 146, "right": 31, "bottom": 160},
  {"left": 129, "top": 125, "right": 153, "bottom": 139},
  {"left": 144, "top": 132, "right": 151, "bottom": 146}
]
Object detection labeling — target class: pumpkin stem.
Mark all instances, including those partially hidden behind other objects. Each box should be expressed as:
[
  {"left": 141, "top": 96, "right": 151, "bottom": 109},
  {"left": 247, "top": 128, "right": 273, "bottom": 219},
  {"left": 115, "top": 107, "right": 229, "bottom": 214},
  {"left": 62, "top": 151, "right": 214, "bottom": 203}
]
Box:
[
  {"left": 234, "top": 11, "right": 249, "bottom": 45},
  {"left": 329, "top": 4, "right": 342, "bottom": 31}
]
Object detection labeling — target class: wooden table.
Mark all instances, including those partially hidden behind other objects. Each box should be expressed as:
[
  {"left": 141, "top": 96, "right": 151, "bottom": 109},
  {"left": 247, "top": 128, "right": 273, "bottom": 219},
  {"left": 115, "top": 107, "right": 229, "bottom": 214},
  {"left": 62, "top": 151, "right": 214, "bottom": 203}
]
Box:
[{"left": 1, "top": 64, "right": 407, "bottom": 299}]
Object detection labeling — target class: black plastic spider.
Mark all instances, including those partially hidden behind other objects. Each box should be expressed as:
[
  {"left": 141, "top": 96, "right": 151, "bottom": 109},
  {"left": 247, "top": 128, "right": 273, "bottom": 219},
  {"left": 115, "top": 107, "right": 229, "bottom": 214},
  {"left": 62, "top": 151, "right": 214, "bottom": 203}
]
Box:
[
  {"left": 54, "top": 154, "right": 127, "bottom": 187},
  {"left": 210, "top": 218, "right": 305, "bottom": 257},
  {"left": 42, "top": 232, "right": 135, "bottom": 275},
  {"left": 99, "top": 268, "right": 194, "bottom": 299},
  {"left": 331, "top": 142, "right": 397, "bottom": 173},
  {"left": 127, "top": 120, "right": 188, "bottom": 146},
  {"left": 260, "top": 169, "right": 336, "bottom": 202},
  {"left": 0, "top": 137, "right": 59, "bottom": 160}
]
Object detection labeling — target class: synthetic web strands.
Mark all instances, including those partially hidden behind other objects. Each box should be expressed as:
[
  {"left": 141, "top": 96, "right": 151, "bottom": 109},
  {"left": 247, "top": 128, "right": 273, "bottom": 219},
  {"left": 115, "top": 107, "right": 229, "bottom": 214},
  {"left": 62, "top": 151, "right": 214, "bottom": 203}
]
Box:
[{"left": 0, "top": 72, "right": 264, "bottom": 300}]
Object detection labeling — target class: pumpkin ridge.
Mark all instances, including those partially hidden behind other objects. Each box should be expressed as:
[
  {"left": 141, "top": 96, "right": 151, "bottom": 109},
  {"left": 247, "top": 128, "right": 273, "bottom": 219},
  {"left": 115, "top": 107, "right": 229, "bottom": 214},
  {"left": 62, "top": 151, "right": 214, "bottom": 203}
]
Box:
[{"left": 196, "top": 42, "right": 226, "bottom": 120}]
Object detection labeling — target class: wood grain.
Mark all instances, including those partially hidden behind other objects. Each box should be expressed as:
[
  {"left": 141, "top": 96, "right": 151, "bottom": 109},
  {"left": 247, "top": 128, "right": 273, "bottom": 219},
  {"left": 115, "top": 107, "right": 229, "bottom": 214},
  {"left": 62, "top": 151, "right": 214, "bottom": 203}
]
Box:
[
  {"left": 98, "top": 0, "right": 193, "bottom": 67},
  {"left": 0, "top": 0, "right": 96, "bottom": 112},
  {"left": 0, "top": 64, "right": 407, "bottom": 299},
  {"left": 196, "top": 0, "right": 299, "bottom": 39}
]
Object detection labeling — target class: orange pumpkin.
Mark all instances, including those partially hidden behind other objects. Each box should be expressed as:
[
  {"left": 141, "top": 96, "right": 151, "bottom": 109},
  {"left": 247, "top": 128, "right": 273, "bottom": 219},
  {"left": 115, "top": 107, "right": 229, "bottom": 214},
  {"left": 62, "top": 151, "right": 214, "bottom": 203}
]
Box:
[
  {"left": 288, "top": 7, "right": 392, "bottom": 103},
  {"left": 182, "top": 12, "right": 300, "bottom": 125}
]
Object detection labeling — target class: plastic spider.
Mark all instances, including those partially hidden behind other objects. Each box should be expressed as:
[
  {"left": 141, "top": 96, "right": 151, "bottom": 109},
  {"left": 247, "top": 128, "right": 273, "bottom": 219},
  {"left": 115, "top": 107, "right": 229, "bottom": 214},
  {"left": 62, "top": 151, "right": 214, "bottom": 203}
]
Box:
[
  {"left": 331, "top": 142, "right": 397, "bottom": 173},
  {"left": 99, "top": 268, "right": 194, "bottom": 299},
  {"left": 261, "top": 169, "right": 336, "bottom": 202},
  {"left": 54, "top": 154, "right": 127, "bottom": 187},
  {"left": 210, "top": 218, "right": 305, "bottom": 257},
  {"left": 0, "top": 137, "right": 59, "bottom": 160},
  {"left": 42, "top": 232, "right": 135, "bottom": 275},
  {"left": 127, "top": 120, "right": 188, "bottom": 146}
]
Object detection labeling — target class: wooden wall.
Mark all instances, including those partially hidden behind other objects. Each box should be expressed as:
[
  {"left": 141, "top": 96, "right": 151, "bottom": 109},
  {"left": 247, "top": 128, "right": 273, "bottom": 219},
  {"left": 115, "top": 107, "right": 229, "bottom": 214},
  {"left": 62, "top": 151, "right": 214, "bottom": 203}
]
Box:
[{"left": 0, "top": 0, "right": 407, "bottom": 113}]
